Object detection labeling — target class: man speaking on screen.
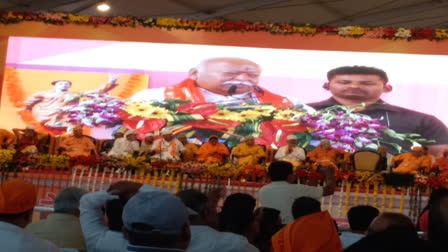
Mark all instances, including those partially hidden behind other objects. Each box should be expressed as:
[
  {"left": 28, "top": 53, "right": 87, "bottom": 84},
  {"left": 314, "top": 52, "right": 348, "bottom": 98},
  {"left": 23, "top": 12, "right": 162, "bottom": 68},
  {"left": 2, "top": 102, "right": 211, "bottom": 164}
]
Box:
[
  {"left": 308, "top": 66, "right": 448, "bottom": 156},
  {"left": 130, "top": 57, "right": 296, "bottom": 107}
]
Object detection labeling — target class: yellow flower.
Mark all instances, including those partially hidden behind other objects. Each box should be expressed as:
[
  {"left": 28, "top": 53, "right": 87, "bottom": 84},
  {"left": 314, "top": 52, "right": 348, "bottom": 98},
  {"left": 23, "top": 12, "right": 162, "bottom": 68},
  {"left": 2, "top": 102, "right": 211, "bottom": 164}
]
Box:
[
  {"left": 435, "top": 29, "right": 448, "bottom": 39},
  {"left": 349, "top": 26, "right": 364, "bottom": 36},
  {"left": 67, "top": 14, "right": 90, "bottom": 23},
  {"left": 209, "top": 110, "right": 240, "bottom": 121},
  {"left": 293, "top": 25, "right": 317, "bottom": 35},
  {"left": 252, "top": 106, "right": 276, "bottom": 116},
  {"left": 124, "top": 102, "right": 171, "bottom": 119},
  {"left": 238, "top": 110, "right": 262, "bottom": 122},
  {"left": 274, "top": 110, "right": 305, "bottom": 121}
]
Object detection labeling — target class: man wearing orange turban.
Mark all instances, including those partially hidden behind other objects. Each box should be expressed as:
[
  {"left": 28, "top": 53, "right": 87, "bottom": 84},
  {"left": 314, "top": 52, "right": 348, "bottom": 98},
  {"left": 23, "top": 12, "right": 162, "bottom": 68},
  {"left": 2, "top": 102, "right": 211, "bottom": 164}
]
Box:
[
  {"left": 271, "top": 211, "right": 342, "bottom": 252},
  {"left": 0, "top": 179, "right": 60, "bottom": 251}
]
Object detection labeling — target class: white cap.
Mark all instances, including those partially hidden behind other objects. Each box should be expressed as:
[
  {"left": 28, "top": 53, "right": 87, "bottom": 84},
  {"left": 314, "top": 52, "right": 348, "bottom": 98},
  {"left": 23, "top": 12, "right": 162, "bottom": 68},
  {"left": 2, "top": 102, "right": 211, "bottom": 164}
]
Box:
[
  {"left": 125, "top": 130, "right": 137, "bottom": 137},
  {"left": 25, "top": 126, "right": 35, "bottom": 130},
  {"left": 287, "top": 135, "right": 297, "bottom": 141},
  {"left": 144, "top": 133, "right": 154, "bottom": 138},
  {"left": 161, "top": 128, "right": 172, "bottom": 135}
]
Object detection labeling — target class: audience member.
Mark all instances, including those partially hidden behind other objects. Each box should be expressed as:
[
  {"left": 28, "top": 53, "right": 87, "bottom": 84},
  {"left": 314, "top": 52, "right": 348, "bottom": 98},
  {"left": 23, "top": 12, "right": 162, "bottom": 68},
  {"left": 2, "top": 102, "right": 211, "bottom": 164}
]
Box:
[
  {"left": 104, "top": 199, "right": 125, "bottom": 232},
  {"left": 291, "top": 196, "right": 321, "bottom": 220},
  {"left": 259, "top": 161, "right": 335, "bottom": 224},
  {"left": 253, "top": 207, "right": 283, "bottom": 252},
  {"left": 271, "top": 211, "right": 342, "bottom": 252},
  {"left": 27, "top": 187, "right": 87, "bottom": 252},
  {"left": 122, "top": 190, "right": 191, "bottom": 251},
  {"left": 340, "top": 205, "right": 379, "bottom": 249},
  {"left": 427, "top": 188, "right": 448, "bottom": 251},
  {"left": 368, "top": 212, "right": 416, "bottom": 235},
  {"left": 219, "top": 193, "right": 257, "bottom": 243},
  {"left": 0, "top": 179, "right": 60, "bottom": 251},
  {"left": 177, "top": 189, "right": 258, "bottom": 252}
]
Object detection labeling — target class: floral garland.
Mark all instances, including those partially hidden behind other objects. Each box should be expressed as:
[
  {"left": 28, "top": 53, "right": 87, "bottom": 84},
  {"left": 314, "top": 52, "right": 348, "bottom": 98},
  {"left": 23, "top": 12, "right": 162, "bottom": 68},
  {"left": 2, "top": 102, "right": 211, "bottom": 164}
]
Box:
[{"left": 0, "top": 11, "right": 447, "bottom": 41}]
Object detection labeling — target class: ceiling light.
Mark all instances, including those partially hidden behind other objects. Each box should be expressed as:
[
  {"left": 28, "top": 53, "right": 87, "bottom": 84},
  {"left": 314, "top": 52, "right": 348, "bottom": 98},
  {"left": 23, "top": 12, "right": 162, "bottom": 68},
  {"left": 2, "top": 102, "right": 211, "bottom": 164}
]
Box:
[{"left": 97, "top": 2, "right": 110, "bottom": 12}]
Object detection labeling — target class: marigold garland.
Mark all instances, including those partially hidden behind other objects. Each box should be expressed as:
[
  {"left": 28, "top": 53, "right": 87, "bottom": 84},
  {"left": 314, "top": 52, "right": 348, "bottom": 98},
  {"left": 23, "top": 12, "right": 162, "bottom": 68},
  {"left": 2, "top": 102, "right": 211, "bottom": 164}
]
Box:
[{"left": 0, "top": 11, "right": 446, "bottom": 41}]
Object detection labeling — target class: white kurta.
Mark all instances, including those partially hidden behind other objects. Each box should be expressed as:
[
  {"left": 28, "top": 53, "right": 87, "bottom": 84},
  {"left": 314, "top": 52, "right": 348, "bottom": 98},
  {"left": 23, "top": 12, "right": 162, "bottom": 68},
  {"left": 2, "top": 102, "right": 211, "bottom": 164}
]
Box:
[
  {"left": 107, "top": 138, "right": 140, "bottom": 156},
  {"left": 274, "top": 145, "right": 306, "bottom": 163},
  {"left": 151, "top": 139, "right": 185, "bottom": 161}
]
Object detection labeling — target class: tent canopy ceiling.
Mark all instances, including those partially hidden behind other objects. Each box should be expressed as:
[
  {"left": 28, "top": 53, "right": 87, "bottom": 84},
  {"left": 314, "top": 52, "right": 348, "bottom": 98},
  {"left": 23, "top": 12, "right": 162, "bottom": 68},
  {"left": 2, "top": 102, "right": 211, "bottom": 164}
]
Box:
[{"left": 1, "top": 0, "right": 448, "bottom": 28}]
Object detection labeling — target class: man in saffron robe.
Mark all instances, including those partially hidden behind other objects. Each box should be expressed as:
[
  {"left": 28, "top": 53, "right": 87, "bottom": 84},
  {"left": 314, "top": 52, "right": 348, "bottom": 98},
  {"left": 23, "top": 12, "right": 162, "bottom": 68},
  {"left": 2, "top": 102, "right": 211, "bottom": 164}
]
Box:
[
  {"left": 197, "top": 135, "right": 229, "bottom": 164},
  {"left": 432, "top": 149, "right": 448, "bottom": 177},
  {"left": 421, "top": 146, "right": 435, "bottom": 172},
  {"left": 60, "top": 126, "right": 97, "bottom": 157},
  {"left": 271, "top": 211, "right": 342, "bottom": 252},
  {"left": 392, "top": 147, "right": 427, "bottom": 174},
  {"left": 130, "top": 57, "right": 298, "bottom": 107},
  {"left": 177, "top": 134, "right": 198, "bottom": 162},
  {"left": 151, "top": 129, "right": 184, "bottom": 161},
  {"left": 22, "top": 76, "right": 119, "bottom": 128},
  {"left": 307, "top": 139, "right": 349, "bottom": 170},
  {"left": 232, "top": 136, "right": 265, "bottom": 166}
]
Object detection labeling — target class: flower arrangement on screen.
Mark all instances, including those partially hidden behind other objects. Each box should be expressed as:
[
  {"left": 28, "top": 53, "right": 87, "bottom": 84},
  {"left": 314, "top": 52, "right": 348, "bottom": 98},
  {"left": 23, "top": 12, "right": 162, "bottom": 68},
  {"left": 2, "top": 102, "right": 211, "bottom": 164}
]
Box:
[{"left": 117, "top": 99, "right": 433, "bottom": 153}]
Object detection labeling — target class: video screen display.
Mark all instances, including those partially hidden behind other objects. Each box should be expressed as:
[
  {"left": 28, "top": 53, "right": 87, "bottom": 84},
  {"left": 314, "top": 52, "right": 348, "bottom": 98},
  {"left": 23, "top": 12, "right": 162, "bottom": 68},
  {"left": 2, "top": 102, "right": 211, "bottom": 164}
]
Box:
[{"left": 2, "top": 36, "right": 447, "bottom": 154}]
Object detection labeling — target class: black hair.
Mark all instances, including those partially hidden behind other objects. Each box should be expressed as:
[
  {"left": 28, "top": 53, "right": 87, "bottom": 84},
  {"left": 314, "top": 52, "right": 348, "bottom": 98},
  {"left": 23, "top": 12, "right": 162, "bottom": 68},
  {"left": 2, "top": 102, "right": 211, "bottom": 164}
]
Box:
[
  {"left": 219, "top": 193, "right": 256, "bottom": 236},
  {"left": 347, "top": 205, "right": 379, "bottom": 232},
  {"left": 51, "top": 80, "right": 72, "bottom": 86},
  {"left": 127, "top": 222, "right": 183, "bottom": 248},
  {"left": 0, "top": 209, "right": 33, "bottom": 222},
  {"left": 291, "top": 196, "right": 321, "bottom": 220},
  {"left": 427, "top": 188, "right": 448, "bottom": 249},
  {"left": 327, "top": 66, "right": 389, "bottom": 83},
  {"left": 177, "top": 189, "right": 208, "bottom": 217},
  {"left": 105, "top": 199, "right": 125, "bottom": 232},
  {"left": 268, "top": 161, "right": 293, "bottom": 181}
]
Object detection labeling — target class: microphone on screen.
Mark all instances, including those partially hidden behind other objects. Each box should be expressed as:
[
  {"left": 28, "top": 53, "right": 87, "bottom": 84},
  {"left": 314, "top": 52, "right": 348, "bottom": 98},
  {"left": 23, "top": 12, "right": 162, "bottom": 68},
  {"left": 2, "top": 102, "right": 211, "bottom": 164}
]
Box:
[{"left": 228, "top": 85, "right": 238, "bottom": 96}]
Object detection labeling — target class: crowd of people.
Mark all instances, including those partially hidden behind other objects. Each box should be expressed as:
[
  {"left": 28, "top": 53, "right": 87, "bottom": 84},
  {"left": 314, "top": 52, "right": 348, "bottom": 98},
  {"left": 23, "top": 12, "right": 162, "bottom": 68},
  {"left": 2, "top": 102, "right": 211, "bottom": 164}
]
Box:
[
  {"left": 1, "top": 161, "right": 447, "bottom": 251},
  {"left": 1, "top": 123, "right": 448, "bottom": 175}
]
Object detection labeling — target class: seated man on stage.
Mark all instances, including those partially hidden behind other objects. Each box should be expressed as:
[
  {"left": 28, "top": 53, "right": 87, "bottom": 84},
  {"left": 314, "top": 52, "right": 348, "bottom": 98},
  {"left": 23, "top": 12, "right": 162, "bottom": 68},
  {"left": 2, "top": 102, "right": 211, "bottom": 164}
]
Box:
[
  {"left": 60, "top": 126, "right": 97, "bottom": 157},
  {"left": 108, "top": 130, "right": 140, "bottom": 157},
  {"left": 274, "top": 135, "right": 306, "bottom": 167},
  {"left": 130, "top": 57, "right": 299, "bottom": 108},
  {"left": 139, "top": 133, "right": 155, "bottom": 156},
  {"left": 232, "top": 136, "right": 265, "bottom": 166},
  {"left": 151, "top": 129, "right": 184, "bottom": 161},
  {"left": 421, "top": 146, "right": 435, "bottom": 173},
  {"left": 432, "top": 149, "right": 448, "bottom": 177},
  {"left": 13, "top": 126, "right": 40, "bottom": 153},
  {"left": 0, "top": 128, "right": 16, "bottom": 149},
  {"left": 197, "top": 135, "right": 230, "bottom": 164},
  {"left": 177, "top": 134, "right": 198, "bottom": 162},
  {"left": 392, "top": 147, "right": 428, "bottom": 174},
  {"left": 307, "top": 139, "right": 349, "bottom": 171}
]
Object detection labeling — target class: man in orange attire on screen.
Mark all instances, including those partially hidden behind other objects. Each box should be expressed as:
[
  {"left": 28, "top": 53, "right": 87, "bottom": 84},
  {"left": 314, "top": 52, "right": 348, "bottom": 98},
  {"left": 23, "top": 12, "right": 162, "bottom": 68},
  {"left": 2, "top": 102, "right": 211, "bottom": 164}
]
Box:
[
  {"left": 22, "top": 76, "right": 119, "bottom": 128},
  {"left": 308, "top": 66, "right": 448, "bottom": 156},
  {"left": 197, "top": 135, "right": 230, "bottom": 164},
  {"left": 130, "top": 57, "right": 297, "bottom": 107}
]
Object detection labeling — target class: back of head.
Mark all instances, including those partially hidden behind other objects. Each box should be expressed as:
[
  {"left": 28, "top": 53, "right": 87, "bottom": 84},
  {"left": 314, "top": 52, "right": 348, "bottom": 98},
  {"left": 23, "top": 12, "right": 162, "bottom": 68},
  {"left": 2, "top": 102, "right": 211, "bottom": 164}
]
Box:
[
  {"left": 105, "top": 199, "right": 125, "bottom": 232},
  {"left": 347, "top": 205, "right": 379, "bottom": 233},
  {"left": 219, "top": 193, "right": 256, "bottom": 235},
  {"left": 122, "top": 190, "right": 190, "bottom": 249},
  {"left": 176, "top": 189, "right": 208, "bottom": 221},
  {"left": 428, "top": 188, "right": 448, "bottom": 250},
  {"left": 291, "top": 196, "right": 321, "bottom": 220},
  {"left": 327, "top": 66, "right": 389, "bottom": 83},
  {"left": 368, "top": 212, "right": 416, "bottom": 235},
  {"left": 54, "top": 187, "right": 87, "bottom": 215},
  {"left": 268, "top": 161, "right": 293, "bottom": 181},
  {"left": 0, "top": 179, "right": 37, "bottom": 227},
  {"left": 254, "top": 207, "right": 283, "bottom": 243}
]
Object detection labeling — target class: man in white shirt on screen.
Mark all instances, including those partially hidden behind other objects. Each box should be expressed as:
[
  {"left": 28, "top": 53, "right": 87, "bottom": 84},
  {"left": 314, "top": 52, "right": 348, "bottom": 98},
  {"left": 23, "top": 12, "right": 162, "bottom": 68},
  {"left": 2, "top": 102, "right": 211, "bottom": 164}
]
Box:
[
  {"left": 151, "top": 129, "right": 185, "bottom": 161},
  {"left": 274, "top": 134, "right": 306, "bottom": 166}
]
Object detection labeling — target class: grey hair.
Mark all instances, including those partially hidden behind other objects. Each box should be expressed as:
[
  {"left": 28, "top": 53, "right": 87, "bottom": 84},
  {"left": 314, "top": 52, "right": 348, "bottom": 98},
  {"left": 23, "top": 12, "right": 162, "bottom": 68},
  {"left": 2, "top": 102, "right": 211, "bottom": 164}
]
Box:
[{"left": 53, "top": 187, "right": 87, "bottom": 215}]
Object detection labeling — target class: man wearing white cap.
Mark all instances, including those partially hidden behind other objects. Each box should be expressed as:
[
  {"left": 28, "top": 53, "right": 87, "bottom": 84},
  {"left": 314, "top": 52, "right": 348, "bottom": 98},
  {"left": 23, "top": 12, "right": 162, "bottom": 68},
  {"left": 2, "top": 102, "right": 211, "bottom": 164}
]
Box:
[
  {"left": 151, "top": 129, "right": 185, "bottom": 161},
  {"left": 108, "top": 130, "right": 140, "bottom": 156},
  {"left": 139, "top": 133, "right": 155, "bottom": 156},
  {"left": 274, "top": 135, "right": 306, "bottom": 166}
]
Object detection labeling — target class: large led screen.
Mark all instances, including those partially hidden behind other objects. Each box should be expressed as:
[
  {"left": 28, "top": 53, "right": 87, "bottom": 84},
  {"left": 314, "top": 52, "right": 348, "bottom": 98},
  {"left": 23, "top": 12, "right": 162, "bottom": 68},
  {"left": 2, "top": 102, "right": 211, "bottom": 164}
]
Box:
[{"left": 2, "top": 36, "right": 447, "bottom": 155}]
